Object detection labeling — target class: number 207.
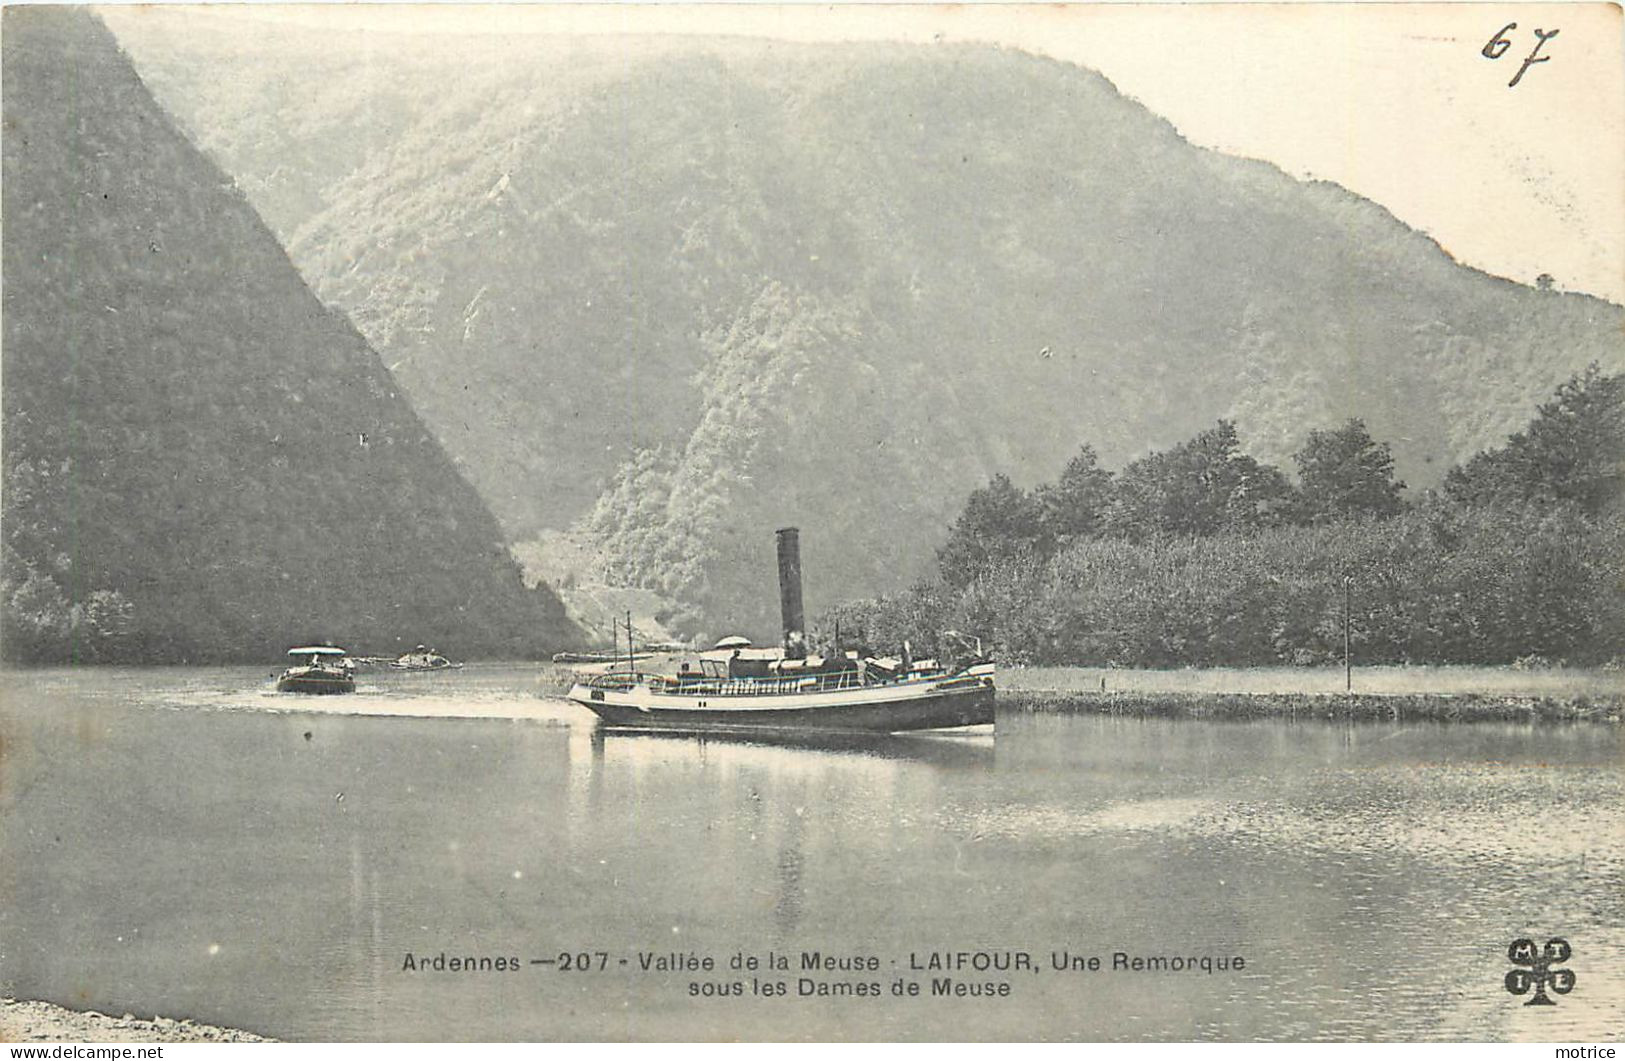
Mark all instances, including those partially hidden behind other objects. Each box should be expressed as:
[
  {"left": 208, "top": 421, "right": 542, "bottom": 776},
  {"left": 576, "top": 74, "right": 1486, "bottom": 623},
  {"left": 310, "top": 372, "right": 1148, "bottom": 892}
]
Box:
[{"left": 559, "top": 951, "right": 609, "bottom": 971}]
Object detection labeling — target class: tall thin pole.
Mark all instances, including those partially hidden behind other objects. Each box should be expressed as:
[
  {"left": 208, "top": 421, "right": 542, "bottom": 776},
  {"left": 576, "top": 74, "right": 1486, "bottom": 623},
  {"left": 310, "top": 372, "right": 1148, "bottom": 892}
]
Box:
[
  {"left": 626, "top": 610, "right": 634, "bottom": 675},
  {"left": 1343, "top": 575, "right": 1352, "bottom": 693}
]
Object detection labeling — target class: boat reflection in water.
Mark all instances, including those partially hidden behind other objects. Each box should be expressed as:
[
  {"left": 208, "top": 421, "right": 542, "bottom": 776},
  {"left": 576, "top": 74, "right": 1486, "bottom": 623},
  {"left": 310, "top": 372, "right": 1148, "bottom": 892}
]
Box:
[
  {"left": 564, "top": 527, "right": 996, "bottom": 736},
  {"left": 587, "top": 724, "right": 996, "bottom": 771}
]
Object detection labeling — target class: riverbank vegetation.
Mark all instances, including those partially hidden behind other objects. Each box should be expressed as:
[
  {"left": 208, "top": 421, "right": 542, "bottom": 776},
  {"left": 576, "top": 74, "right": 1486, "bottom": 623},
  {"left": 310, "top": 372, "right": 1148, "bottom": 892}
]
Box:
[
  {"left": 1000, "top": 689, "right": 1620, "bottom": 722},
  {"left": 818, "top": 367, "right": 1624, "bottom": 669},
  {"left": 998, "top": 665, "right": 1622, "bottom": 721}
]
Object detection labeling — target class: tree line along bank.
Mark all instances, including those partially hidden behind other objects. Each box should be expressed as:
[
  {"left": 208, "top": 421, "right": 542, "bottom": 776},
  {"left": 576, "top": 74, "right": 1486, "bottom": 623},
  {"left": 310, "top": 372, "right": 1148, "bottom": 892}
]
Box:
[{"left": 817, "top": 366, "right": 1624, "bottom": 669}]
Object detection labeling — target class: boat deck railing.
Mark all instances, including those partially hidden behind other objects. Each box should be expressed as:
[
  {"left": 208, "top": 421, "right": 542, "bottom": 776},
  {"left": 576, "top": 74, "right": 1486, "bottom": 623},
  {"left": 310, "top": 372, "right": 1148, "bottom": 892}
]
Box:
[{"left": 581, "top": 668, "right": 953, "bottom": 697}]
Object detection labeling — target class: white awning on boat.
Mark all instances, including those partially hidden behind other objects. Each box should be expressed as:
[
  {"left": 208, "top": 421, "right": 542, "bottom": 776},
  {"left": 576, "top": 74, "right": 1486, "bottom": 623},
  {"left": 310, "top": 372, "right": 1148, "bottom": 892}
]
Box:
[
  {"left": 713, "top": 635, "right": 753, "bottom": 649},
  {"left": 288, "top": 646, "right": 347, "bottom": 656},
  {"left": 771, "top": 655, "right": 826, "bottom": 672}
]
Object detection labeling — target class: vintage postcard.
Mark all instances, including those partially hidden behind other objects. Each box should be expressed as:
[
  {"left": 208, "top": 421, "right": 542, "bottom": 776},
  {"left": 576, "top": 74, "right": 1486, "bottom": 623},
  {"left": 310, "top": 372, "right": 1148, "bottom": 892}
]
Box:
[{"left": 1, "top": 2, "right": 1621, "bottom": 1044}]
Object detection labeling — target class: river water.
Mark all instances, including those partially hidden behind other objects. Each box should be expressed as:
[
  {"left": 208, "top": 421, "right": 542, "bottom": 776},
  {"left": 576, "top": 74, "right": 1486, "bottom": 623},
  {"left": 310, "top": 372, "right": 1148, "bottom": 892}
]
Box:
[{"left": 1, "top": 664, "right": 1620, "bottom": 1041}]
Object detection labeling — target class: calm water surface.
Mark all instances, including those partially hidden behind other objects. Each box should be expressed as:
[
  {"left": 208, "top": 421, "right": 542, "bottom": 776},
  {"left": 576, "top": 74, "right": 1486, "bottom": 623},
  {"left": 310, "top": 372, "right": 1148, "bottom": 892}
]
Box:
[{"left": 2, "top": 664, "right": 1621, "bottom": 1041}]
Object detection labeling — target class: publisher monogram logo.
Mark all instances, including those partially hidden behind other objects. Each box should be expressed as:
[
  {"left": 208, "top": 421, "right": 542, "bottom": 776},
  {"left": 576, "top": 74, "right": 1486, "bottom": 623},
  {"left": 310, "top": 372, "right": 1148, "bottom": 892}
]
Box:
[{"left": 1505, "top": 938, "right": 1575, "bottom": 1006}]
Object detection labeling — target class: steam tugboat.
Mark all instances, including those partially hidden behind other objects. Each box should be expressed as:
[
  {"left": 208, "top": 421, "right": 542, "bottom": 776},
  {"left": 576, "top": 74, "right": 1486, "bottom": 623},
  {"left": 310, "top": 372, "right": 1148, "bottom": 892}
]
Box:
[
  {"left": 564, "top": 529, "right": 995, "bottom": 733},
  {"left": 276, "top": 646, "right": 356, "bottom": 695}
]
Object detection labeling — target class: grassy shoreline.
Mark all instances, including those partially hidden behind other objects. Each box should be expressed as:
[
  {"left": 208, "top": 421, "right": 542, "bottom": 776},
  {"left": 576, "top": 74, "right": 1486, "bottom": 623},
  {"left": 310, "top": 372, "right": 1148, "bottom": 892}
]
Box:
[
  {"left": 0, "top": 999, "right": 272, "bottom": 1043},
  {"left": 1003, "top": 665, "right": 1623, "bottom": 722}
]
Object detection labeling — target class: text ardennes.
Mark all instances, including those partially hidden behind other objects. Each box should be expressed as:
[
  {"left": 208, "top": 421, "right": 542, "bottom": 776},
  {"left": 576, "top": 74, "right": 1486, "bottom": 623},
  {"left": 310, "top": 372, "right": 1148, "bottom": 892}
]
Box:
[{"left": 400, "top": 952, "right": 521, "bottom": 973}]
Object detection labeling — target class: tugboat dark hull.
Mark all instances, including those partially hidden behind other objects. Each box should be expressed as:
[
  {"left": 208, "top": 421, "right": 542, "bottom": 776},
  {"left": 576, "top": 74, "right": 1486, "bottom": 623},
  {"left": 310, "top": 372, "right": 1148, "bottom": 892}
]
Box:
[
  {"left": 276, "top": 671, "right": 355, "bottom": 695},
  {"left": 568, "top": 678, "right": 993, "bottom": 734}
]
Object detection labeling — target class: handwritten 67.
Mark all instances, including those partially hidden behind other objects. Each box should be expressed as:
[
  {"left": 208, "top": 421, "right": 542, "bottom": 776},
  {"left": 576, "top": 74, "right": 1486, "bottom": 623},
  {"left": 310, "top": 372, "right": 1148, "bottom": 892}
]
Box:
[{"left": 1483, "top": 23, "right": 1560, "bottom": 88}]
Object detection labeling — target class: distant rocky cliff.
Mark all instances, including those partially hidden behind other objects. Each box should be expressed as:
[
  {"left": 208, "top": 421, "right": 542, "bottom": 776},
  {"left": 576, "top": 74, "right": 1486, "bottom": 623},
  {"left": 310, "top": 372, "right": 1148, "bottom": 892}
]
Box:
[{"left": 1, "top": 9, "right": 575, "bottom": 662}]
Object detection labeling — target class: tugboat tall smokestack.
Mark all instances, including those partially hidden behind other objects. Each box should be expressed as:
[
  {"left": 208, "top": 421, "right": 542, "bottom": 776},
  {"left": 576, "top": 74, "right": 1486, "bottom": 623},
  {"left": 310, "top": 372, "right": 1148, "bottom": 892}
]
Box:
[{"left": 776, "top": 527, "right": 807, "bottom": 659}]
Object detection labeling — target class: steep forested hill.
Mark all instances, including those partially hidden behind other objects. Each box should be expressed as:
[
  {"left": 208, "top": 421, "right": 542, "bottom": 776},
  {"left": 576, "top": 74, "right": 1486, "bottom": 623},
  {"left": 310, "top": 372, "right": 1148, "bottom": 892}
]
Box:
[
  {"left": 109, "top": 14, "right": 1624, "bottom": 639},
  {"left": 1, "top": 9, "right": 575, "bottom": 662}
]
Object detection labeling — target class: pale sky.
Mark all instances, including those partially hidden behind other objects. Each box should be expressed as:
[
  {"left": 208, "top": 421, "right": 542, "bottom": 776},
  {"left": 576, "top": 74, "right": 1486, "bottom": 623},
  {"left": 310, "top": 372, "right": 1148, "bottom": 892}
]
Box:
[{"left": 94, "top": 2, "right": 1625, "bottom": 303}]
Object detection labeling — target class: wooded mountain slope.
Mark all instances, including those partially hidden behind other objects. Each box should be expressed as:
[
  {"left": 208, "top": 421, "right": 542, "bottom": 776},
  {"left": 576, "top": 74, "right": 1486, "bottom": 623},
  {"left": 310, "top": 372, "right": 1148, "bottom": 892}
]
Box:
[
  {"left": 2, "top": 9, "right": 575, "bottom": 662},
  {"left": 111, "top": 15, "right": 1624, "bottom": 640}
]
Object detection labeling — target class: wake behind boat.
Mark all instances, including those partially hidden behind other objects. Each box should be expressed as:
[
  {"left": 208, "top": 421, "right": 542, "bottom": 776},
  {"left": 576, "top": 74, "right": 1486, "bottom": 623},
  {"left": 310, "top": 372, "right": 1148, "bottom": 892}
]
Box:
[{"left": 565, "top": 528, "right": 995, "bottom": 734}]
